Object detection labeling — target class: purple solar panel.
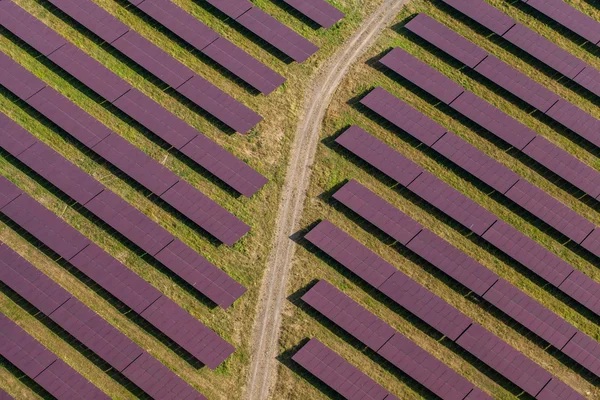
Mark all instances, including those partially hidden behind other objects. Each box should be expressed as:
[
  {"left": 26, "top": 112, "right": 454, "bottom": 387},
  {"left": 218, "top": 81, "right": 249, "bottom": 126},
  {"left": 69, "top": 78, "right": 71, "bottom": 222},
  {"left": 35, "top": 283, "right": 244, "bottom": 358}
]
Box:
[
  {"left": 0, "top": 0, "right": 67, "bottom": 56},
  {"left": 34, "top": 358, "right": 108, "bottom": 399},
  {"left": 235, "top": 7, "right": 319, "bottom": 63},
  {"left": 573, "top": 67, "right": 600, "bottom": 98},
  {"left": 302, "top": 280, "right": 395, "bottom": 351},
  {"left": 379, "top": 47, "right": 464, "bottom": 104},
  {"left": 335, "top": 125, "right": 425, "bottom": 187},
  {"left": 0, "top": 111, "right": 39, "bottom": 157},
  {"left": 175, "top": 75, "right": 263, "bottom": 134},
  {"left": 482, "top": 220, "right": 574, "bottom": 287},
  {"left": 536, "top": 379, "right": 585, "bottom": 400},
  {"left": 448, "top": 91, "right": 537, "bottom": 150},
  {"left": 407, "top": 172, "right": 498, "bottom": 236},
  {"left": 522, "top": 136, "right": 600, "bottom": 199},
  {"left": 483, "top": 279, "right": 577, "bottom": 349},
  {"left": 333, "top": 180, "right": 423, "bottom": 245},
  {"left": 439, "top": 0, "right": 515, "bottom": 35},
  {"left": 561, "top": 332, "right": 600, "bottom": 378},
  {"left": 205, "top": 0, "right": 253, "bottom": 19},
  {"left": 283, "top": 0, "right": 345, "bottom": 28},
  {"left": 0, "top": 388, "right": 13, "bottom": 400},
  {"left": 91, "top": 133, "right": 180, "bottom": 196},
  {"left": 46, "top": 0, "right": 130, "bottom": 44},
  {"left": 406, "top": 230, "right": 499, "bottom": 296},
  {"left": 431, "top": 132, "right": 520, "bottom": 193},
  {"left": 360, "top": 87, "right": 447, "bottom": 146},
  {"left": 292, "top": 338, "right": 393, "bottom": 400},
  {"left": 201, "top": 37, "right": 286, "bottom": 95},
  {"left": 378, "top": 272, "right": 472, "bottom": 341},
  {"left": 558, "top": 270, "right": 600, "bottom": 317},
  {"left": 112, "top": 31, "right": 194, "bottom": 88},
  {"left": 139, "top": 296, "right": 235, "bottom": 369},
  {"left": 84, "top": 190, "right": 174, "bottom": 256},
  {"left": 505, "top": 180, "right": 595, "bottom": 244},
  {"left": 581, "top": 228, "right": 600, "bottom": 259},
  {"left": 0, "top": 175, "right": 23, "bottom": 209},
  {"left": 0, "top": 51, "right": 46, "bottom": 100},
  {"left": 0, "top": 243, "right": 72, "bottom": 315},
  {"left": 456, "top": 324, "right": 552, "bottom": 397},
  {"left": 155, "top": 239, "right": 246, "bottom": 308},
  {"left": 405, "top": 13, "right": 488, "bottom": 68},
  {"left": 160, "top": 181, "right": 250, "bottom": 246},
  {"left": 17, "top": 142, "right": 105, "bottom": 205},
  {"left": 26, "top": 87, "right": 112, "bottom": 148},
  {"left": 502, "top": 24, "right": 587, "bottom": 79},
  {"left": 545, "top": 99, "right": 600, "bottom": 148},
  {"left": 304, "top": 220, "right": 396, "bottom": 288},
  {"left": 48, "top": 43, "right": 132, "bottom": 103},
  {"left": 474, "top": 55, "right": 560, "bottom": 112}
]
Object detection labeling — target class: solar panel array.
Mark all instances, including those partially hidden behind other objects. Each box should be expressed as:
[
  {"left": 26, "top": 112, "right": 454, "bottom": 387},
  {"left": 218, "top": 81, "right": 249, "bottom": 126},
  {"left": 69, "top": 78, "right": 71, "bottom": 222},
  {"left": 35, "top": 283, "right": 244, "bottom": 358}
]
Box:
[
  {"left": 0, "top": 176, "right": 234, "bottom": 369},
  {"left": 282, "top": 0, "right": 345, "bottom": 28},
  {"left": 0, "top": 243, "right": 207, "bottom": 399},
  {"left": 0, "top": 313, "right": 109, "bottom": 399}
]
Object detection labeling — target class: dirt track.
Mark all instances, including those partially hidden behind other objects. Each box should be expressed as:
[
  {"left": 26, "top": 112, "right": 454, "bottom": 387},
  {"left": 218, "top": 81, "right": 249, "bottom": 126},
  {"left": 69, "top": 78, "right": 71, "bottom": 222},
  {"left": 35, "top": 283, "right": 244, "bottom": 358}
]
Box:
[{"left": 243, "top": 2, "right": 408, "bottom": 399}]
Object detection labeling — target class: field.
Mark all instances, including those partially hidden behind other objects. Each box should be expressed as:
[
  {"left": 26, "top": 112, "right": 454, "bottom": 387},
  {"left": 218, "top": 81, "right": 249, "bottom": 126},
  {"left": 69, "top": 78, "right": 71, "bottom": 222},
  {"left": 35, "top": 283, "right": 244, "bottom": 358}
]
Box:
[{"left": 0, "top": 0, "right": 599, "bottom": 399}]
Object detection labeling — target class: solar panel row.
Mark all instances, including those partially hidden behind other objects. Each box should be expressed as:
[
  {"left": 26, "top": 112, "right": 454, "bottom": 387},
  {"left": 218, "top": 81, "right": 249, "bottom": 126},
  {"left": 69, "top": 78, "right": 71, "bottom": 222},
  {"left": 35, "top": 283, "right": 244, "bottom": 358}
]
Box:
[
  {"left": 302, "top": 280, "right": 489, "bottom": 400},
  {"left": 0, "top": 177, "right": 235, "bottom": 368},
  {"left": 282, "top": 0, "right": 345, "bottom": 28},
  {"left": 0, "top": 243, "right": 207, "bottom": 399},
  {"left": 0, "top": 313, "right": 109, "bottom": 399},
  {"left": 0, "top": 388, "right": 12, "bottom": 399},
  {"left": 42, "top": 0, "right": 262, "bottom": 134},
  {"left": 304, "top": 221, "right": 582, "bottom": 397},
  {"left": 292, "top": 338, "right": 398, "bottom": 400},
  {"left": 126, "top": 0, "right": 285, "bottom": 95},
  {"left": 334, "top": 127, "right": 600, "bottom": 319},
  {"left": 332, "top": 180, "right": 600, "bottom": 378},
  {"left": 0, "top": 51, "right": 251, "bottom": 245}
]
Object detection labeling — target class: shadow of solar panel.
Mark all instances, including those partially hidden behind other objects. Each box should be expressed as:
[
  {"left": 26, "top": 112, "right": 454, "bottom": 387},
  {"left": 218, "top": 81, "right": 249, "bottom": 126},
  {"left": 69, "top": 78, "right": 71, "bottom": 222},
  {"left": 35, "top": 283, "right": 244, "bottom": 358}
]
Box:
[
  {"left": 304, "top": 220, "right": 396, "bottom": 288},
  {"left": 505, "top": 180, "right": 595, "bottom": 244},
  {"left": 283, "top": 0, "right": 345, "bottom": 28},
  {"left": 335, "top": 125, "right": 424, "bottom": 187},
  {"left": 333, "top": 180, "right": 423, "bottom": 245},
  {"left": 46, "top": 0, "right": 130, "bottom": 44},
  {"left": 360, "top": 87, "right": 447, "bottom": 146},
  {"left": 405, "top": 13, "right": 487, "bottom": 68},
  {"left": 573, "top": 67, "right": 600, "bottom": 98},
  {"left": 545, "top": 100, "right": 600, "bottom": 148},
  {"left": 0, "top": 0, "right": 67, "bottom": 56},
  {"left": 205, "top": 0, "right": 253, "bottom": 19},
  {"left": 440, "top": 0, "right": 515, "bottom": 35},
  {"left": 34, "top": 358, "right": 109, "bottom": 399},
  {"left": 235, "top": 7, "right": 319, "bottom": 63},
  {"left": 536, "top": 378, "right": 585, "bottom": 400},
  {"left": 581, "top": 228, "right": 600, "bottom": 259},
  {"left": 292, "top": 338, "right": 393, "bottom": 400},
  {"left": 379, "top": 47, "right": 464, "bottom": 104},
  {"left": 0, "top": 51, "right": 46, "bottom": 100},
  {"left": 522, "top": 136, "right": 600, "bottom": 199},
  {"left": 0, "top": 112, "right": 38, "bottom": 157},
  {"left": 483, "top": 279, "right": 577, "bottom": 349},
  {"left": 407, "top": 172, "right": 498, "bottom": 236},
  {"left": 561, "top": 332, "right": 600, "bottom": 378},
  {"left": 0, "top": 176, "right": 22, "bottom": 209},
  {"left": 558, "top": 270, "right": 600, "bottom": 317}
]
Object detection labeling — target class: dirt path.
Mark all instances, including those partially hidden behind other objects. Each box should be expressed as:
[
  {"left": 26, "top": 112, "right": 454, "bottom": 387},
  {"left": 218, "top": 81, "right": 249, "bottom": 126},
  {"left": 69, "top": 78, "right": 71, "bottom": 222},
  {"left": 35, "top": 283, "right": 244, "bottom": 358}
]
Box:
[{"left": 243, "top": 2, "right": 407, "bottom": 399}]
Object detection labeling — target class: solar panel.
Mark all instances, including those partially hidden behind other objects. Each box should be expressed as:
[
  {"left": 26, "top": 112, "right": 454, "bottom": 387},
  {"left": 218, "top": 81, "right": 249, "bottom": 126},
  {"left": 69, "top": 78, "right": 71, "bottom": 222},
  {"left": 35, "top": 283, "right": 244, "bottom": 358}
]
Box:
[
  {"left": 407, "top": 172, "right": 498, "bottom": 236},
  {"left": 235, "top": 7, "right": 319, "bottom": 63},
  {"left": 0, "top": 0, "right": 67, "bottom": 56},
  {"left": 536, "top": 378, "right": 585, "bottom": 400},
  {"left": 379, "top": 47, "right": 464, "bottom": 104},
  {"left": 204, "top": 0, "right": 253, "bottom": 19},
  {"left": 474, "top": 55, "right": 560, "bottom": 112},
  {"left": 282, "top": 0, "right": 345, "bottom": 28},
  {"left": 431, "top": 132, "right": 520, "bottom": 194},
  {"left": 483, "top": 279, "right": 578, "bottom": 349},
  {"left": 405, "top": 13, "right": 488, "bottom": 68},
  {"left": 502, "top": 24, "right": 587, "bottom": 79},
  {"left": 545, "top": 100, "right": 600, "bottom": 148},
  {"left": 201, "top": 37, "right": 286, "bottom": 95},
  {"left": 304, "top": 220, "right": 397, "bottom": 288},
  {"left": 0, "top": 51, "right": 47, "bottom": 100},
  {"left": 581, "top": 228, "right": 600, "bottom": 259},
  {"left": 504, "top": 180, "right": 595, "bottom": 244},
  {"left": 561, "top": 332, "right": 600, "bottom": 378},
  {"left": 360, "top": 87, "right": 447, "bottom": 146},
  {"left": 573, "top": 67, "right": 600, "bottom": 98},
  {"left": 0, "top": 388, "right": 12, "bottom": 400},
  {"left": 292, "top": 338, "right": 393, "bottom": 400},
  {"left": 34, "top": 358, "right": 109, "bottom": 399},
  {"left": 0, "top": 176, "right": 23, "bottom": 209},
  {"left": 406, "top": 229, "right": 499, "bottom": 296},
  {"left": 455, "top": 324, "right": 552, "bottom": 397},
  {"left": 84, "top": 190, "right": 175, "bottom": 256},
  {"left": 335, "top": 125, "right": 425, "bottom": 187},
  {"left": 139, "top": 296, "right": 235, "bottom": 369},
  {"left": 558, "top": 270, "right": 600, "bottom": 317},
  {"left": 439, "top": 0, "right": 515, "bottom": 35},
  {"left": 333, "top": 180, "right": 423, "bottom": 245},
  {"left": 155, "top": 239, "right": 246, "bottom": 309},
  {"left": 448, "top": 91, "right": 537, "bottom": 150},
  {"left": 0, "top": 111, "right": 39, "bottom": 157},
  {"left": 48, "top": 43, "right": 132, "bottom": 103},
  {"left": 46, "top": 0, "right": 130, "bottom": 44},
  {"left": 160, "top": 181, "right": 250, "bottom": 246},
  {"left": 521, "top": 136, "right": 600, "bottom": 199}
]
